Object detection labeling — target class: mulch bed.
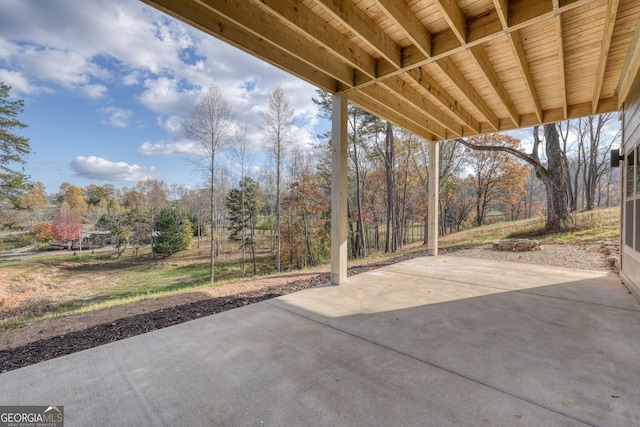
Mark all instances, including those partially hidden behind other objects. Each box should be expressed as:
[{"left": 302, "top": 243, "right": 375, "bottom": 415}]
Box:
[{"left": 0, "top": 250, "right": 429, "bottom": 373}]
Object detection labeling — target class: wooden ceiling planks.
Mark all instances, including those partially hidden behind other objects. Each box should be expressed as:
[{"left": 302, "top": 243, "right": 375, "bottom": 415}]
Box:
[{"left": 142, "top": 0, "right": 640, "bottom": 141}]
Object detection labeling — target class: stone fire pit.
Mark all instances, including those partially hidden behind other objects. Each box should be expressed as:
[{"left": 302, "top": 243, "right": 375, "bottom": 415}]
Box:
[{"left": 492, "top": 239, "right": 541, "bottom": 252}]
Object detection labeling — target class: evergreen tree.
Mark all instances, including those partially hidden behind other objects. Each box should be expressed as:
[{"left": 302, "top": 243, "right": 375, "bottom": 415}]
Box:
[
  {"left": 0, "top": 82, "right": 31, "bottom": 204},
  {"left": 154, "top": 208, "right": 186, "bottom": 256}
]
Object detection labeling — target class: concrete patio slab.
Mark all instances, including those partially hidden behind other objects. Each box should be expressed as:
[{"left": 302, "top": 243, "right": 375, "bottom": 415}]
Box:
[{"left": 1, "top": 256, "right": 639, "bottom": 426}]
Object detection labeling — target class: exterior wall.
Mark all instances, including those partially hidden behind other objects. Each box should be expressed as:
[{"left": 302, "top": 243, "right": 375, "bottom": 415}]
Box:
[{"left": 621, "top": 70, "right": 640, "bottom": 302}]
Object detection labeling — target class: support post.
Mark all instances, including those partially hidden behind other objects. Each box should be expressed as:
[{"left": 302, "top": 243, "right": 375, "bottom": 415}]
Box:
[
  {"left": 331, "top": 92, "right": 348, "bottom": 284},
  {"left": 428, "top": 141, "right": 439, "bottom": 256}
]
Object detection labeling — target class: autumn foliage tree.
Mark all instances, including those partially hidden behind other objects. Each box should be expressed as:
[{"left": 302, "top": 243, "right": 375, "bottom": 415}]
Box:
[
  {"left": 282, "top": 170, "right": 329, "bottom": 269},
  {"left": 464, "top": 134, "right": 529, "bottom": 226},
  {"left": 34, "top": 222, "right": 54, "bottom": 245},
  {"left": 52, "top": 211, "right": 83, "bottom": 249}
]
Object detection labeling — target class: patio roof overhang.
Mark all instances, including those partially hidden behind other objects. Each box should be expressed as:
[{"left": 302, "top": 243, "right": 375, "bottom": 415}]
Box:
[{"left": 142, "top": 0, "right": 640, "bottom": 142}]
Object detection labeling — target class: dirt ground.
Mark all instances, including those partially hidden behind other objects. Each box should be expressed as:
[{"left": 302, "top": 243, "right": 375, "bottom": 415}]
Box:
[{"left": 0, "top": 242, "right": 618, "bottom": 373}]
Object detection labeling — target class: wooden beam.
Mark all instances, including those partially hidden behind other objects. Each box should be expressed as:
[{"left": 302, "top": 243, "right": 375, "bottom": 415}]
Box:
[
  {"left": 554, "top": 12, "right": 568, "bottom": 120},
  {"left": 194, "top": 0, "right": 355, "bottom": 87},
  {"left": 508, "top": 30, "right": 542, "bottom": 123},
  {"left": 433, "top": 0, "right": 467, "bottom": 45},
  {"left": 142, "top": 0, "right": 340, "bottom": 92},
  {"left": 405, "top": 68, "right": 481, "bottom": 134},
  {"left": 592, "top": 0, "right": 619, "bottom": 113},
  {"left": 478, "top": 97, "right": 619, "bottom": 134},
  {"left": 468, "top": 45, "right": 519, "bottom": 126},
  {"left": 616, "top": 6, "right": 640, "bottom": 108},
  {"left": 348, "top": 90, "right": 435, "bottom": 141},
  {"left": 493, "top": 0, "right": 509, "bottom": 29},
  {"left": 331, "top": 92, "right": 348, "bottom": 285},
  {"left": 435, "top": 57, "right": 500, "bottom": 130},
  {"left": 431, "top": 0, "right": 592, "bottom": 60},
  {"left": 359, "top": 85, "right": 450, "bottom": 140},
  {"left": 314, "top": 0, "right": 402, "bottom": 69},
  {"left": 380, "top": 77, "right": 464, "bottom": 137},
  {"left": 252, "top": 0, "right": 376, "bottom": 80},
  {"left": 362, "top": 0, "right": 592, "bottom": 88},
  {"left": 374, "top": 0, "right": 432, "bottom": 58}
]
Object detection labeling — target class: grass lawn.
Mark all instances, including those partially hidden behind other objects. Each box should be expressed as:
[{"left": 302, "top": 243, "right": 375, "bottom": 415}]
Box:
[{"left": 0, "top": 207, "right": 620, "bottom": 330}]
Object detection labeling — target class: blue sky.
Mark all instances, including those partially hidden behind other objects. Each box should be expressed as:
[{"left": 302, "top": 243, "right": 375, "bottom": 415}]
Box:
[{"left": 0, "top": 0, "right": 324, "bottom": 195}]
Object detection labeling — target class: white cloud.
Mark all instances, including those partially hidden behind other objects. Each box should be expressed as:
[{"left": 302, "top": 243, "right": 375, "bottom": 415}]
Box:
[
  {"left": 0, "top": 69, "right": 45, "bottom": 95},
  {"left": 138, "top": 140, "right": 201, "bottom": 157},
  {"left": 71, "top": 156, "right": 155, "bottom": 182},
  {"left": 123, "top": 70, "right": 142, "bottom": 86},
  {"left": 157, "top": 115, "right": 183, "bottom": 134},
  {"left": 1, "top": 0, "right": 326, "bottom": 190},
  {"left": 137, "top": 77, "right": 198, "bottom": 115},
  {"left": 101, "top": 106, "right": 133, "bottom": 127},
  {"left": 83, "top": 83, "right": 108, "bottom": 99}
]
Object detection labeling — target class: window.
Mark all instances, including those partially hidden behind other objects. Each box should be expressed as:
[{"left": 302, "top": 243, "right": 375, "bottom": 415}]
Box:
[
  {"left": 624, "top": 146, "right": 640, "bottom": 249},
  {"left": 627, "top": 150, "right": 635, "bottom": 197},
  {"left": 636, "top": 147, "right": 640, "bottom": 195}
]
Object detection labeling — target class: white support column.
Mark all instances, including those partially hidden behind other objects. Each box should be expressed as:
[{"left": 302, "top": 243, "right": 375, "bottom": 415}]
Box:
[
  {"left": 428, "top": 141, "right": 439, "bottom": 256},
  {"left": 331, "top": 92, "right": 348, "bottom": 285}
]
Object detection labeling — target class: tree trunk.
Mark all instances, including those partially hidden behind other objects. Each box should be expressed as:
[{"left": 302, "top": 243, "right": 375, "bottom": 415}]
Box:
[
  {"left": 276, "top": 150, "right": 281, "bottom": 272},
  {"left": 384, "top": 122, "right": 396, "bottom": 253},
  {"left": 457, "top": 124, "right": 569, "bottom": 230},
  {"left": 352, "top": 120, "right": 367, "bottom": 258},
  {"left": 541, "top": 124, "right": 569, "bottom": 229}
]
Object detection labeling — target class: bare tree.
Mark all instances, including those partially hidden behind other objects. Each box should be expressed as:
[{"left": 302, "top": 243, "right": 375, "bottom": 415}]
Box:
[
  {"left": 183, "top": 85, "right": 234, "bottom": 282},
  {"left": 260, "top": 86, "right": 296, "bottom": 272},
  {"left": 229, "top": 124, "right": 256, "bottom": 277},
  {"left": 577, "top": 114, "right": 620, "bottom": 210}
]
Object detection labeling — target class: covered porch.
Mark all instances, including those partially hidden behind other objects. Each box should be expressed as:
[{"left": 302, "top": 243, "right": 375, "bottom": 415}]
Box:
[
  {"left": 2, "top": 256, "right": 638, "bottom": 425},
  {"left": 140, "top": 0, "right": 640, "bottom": 285}
]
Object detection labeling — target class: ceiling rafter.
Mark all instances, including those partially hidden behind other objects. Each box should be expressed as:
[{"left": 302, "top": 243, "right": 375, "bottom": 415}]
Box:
[
  {"left": 348, "top": 91, "right": 435, "bottom": 141},
  {"left": 360, "top": 84, "right": 450, "bottom": 140},
  {"left": 374, "top": 0, "right": 432, "bottom": 58},
  {"left": 405, "top": 68, "right": 481, "bottom": 134},
  {"left": 491, "top": 97, "right": 619, "bottom": 133},
  {"left": 380, "top": 77, "right": 464, "bottom": 137},
  {"left": 553, "top": 10, "right": 568, "bottom": 120},
  {"left": 142, "top": 0, "right": 639, "bottom": 142},
  {"left": 143, "top": 0, "right": 340, "bottom": 91},
  {"left": 436, "top": 57, "right": 500, "bottom": 130},
  {"left": 492, "top": 0, "right": 509, "bottom": 29},
  {"left": 313, "top": 0, "right": 402, "bottom": 69},
  {"left": 467, "top": 45, "right": 520, "bottom": 126},
  {"left": 508, "top": 30, "right": 542, "bottom": 123},
  {"left": 432, "top": 0, "right": 467, "bottom": 45},
  {"left": 194, "top": 0, "right": 356, "bottom": 87},
  {"left": 251, "top": 0, "right": 376, "bottom": 80},
  {"left": 617, "top": 12, "right": 640, "bottom": 108},
  {"left": 592, "top": 0, "right": 619, "bottom": 112},
  {"left": 363, "top": 0, "right": 593, "bottom": 88},
  {"left": 430, "top": 0, "right": 593, "bottom": 60}
]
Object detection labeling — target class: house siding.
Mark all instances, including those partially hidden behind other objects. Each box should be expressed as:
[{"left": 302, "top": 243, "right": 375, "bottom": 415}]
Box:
[{"left": 621, "top": 70, "right": 640, "bottom": 303}]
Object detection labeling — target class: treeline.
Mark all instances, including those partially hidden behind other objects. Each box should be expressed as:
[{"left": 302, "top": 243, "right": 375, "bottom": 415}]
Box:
[{"left": 1, "top": 83, "right": 621, "bottom": 276}]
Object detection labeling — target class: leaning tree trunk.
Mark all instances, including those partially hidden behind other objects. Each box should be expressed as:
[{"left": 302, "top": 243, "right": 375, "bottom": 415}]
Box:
[{"left": 457, "top": 123, "right": 570, "bottom": 231}]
